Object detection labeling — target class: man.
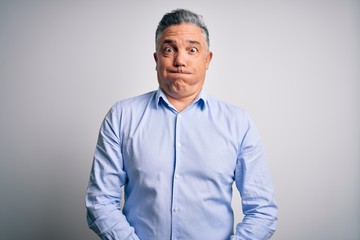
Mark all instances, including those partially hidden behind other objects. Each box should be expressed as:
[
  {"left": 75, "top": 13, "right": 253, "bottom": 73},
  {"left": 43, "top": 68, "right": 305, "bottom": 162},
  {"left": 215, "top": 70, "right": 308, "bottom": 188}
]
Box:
[{"left": 86, "top": 9, "right": 278, "bottom": 240}]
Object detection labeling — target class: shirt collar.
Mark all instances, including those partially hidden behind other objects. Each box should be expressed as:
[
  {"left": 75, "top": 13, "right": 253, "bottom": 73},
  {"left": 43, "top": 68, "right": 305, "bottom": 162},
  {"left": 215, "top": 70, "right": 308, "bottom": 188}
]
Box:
[{"left": 155, "top": 88, "right": 207, "bottom": 111}]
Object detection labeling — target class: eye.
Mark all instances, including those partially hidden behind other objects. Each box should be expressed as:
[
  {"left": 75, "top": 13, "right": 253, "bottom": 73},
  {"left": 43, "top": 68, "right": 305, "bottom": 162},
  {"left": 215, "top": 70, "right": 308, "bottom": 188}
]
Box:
[
  {"left": 164, "top": 47, "right": 174, "bottom": 53},
  {"left": 189, "top": 47, "right": 198, "bottom": 53}
]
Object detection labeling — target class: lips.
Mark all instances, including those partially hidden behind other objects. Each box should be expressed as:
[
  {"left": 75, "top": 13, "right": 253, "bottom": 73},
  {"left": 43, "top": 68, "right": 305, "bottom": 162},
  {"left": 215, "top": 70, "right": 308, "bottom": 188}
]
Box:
[{"left": 167, "top": 68, "right": 192, "bottom": 74}]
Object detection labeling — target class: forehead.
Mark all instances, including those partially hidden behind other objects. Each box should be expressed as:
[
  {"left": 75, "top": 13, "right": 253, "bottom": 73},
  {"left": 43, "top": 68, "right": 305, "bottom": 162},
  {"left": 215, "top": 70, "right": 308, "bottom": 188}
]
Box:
[{"left": 159, "top": 23, "right": 206, "bottom": 45}]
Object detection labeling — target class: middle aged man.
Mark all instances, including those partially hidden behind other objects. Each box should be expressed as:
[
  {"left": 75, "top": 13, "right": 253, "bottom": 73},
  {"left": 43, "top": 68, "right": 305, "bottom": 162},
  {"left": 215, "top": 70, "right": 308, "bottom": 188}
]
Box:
[{"left": 86, "top": 8, "right": 278, "bottom": 240}]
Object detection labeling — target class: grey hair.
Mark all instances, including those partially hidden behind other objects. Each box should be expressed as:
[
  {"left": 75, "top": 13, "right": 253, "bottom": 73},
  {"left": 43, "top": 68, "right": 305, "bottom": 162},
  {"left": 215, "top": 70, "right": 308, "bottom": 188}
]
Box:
[{"left": 155, "top": 9, "right": 210, "bottom": 50}]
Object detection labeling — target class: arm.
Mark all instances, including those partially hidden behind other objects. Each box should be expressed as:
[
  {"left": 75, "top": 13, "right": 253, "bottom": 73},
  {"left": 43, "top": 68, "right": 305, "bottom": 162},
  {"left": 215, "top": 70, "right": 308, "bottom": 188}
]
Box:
[
  {"left": 85, "top": 106, "right": 140, "bottom": 240},
  {"left": 231, "top": 118, "right": 278, "bottom": 240}
]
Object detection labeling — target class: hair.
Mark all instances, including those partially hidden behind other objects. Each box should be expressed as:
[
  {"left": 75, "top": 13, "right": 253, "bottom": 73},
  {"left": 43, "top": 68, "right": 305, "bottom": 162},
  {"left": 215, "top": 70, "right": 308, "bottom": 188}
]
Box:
[{"left": 155, "top": 9, "right": 210, "bottom": 50}]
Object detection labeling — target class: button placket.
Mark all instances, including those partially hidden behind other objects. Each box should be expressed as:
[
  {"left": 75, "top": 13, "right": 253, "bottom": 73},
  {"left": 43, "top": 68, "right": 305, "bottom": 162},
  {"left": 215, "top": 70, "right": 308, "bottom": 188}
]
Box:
[{"left": 171, "top": 113, "right": 183, "bottom": 239}]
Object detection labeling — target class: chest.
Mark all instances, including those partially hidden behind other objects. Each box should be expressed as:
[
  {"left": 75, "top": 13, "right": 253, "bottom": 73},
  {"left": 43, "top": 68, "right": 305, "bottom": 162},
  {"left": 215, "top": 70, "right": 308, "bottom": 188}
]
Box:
[{"left": 121, "top": 107, "right": 240, "bottom": 185}]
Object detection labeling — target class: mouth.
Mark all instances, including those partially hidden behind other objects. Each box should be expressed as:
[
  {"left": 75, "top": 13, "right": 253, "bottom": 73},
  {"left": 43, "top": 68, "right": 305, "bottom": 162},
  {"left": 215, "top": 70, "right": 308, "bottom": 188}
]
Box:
[{"left": 167, "top": 68, "right": 192, "bottom": 74}]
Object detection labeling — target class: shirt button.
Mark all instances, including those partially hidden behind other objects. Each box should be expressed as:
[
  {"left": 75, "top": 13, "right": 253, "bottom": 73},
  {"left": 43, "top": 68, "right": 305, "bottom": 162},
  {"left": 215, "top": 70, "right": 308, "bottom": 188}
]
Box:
[
  {"left": 177, "top": 142, "right": 182, "bottom": 147},
  {"left": 173, "top": 207, "right": 179, "bottom": 212},
  {"left": 174, "top": 174, "right": 180, "bottom": 180}
]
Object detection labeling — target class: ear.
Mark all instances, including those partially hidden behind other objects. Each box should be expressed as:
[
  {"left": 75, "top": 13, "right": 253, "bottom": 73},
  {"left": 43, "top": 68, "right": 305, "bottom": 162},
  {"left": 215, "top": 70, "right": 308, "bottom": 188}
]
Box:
[
  {"left": 205, "top": 51, "right": 213, "bottom": 70},
  {"left": 153, "top": 52, "right": 158, "bottom": 63},
  {"left": 153, "top": 52, "right": 159, "bottom": 71}
]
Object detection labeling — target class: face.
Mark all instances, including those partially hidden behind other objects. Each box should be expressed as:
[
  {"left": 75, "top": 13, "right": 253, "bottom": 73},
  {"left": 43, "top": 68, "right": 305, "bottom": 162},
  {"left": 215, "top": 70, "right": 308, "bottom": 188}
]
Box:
[{"left": 154, "top": 23, "right": 212, "bottom": 102}]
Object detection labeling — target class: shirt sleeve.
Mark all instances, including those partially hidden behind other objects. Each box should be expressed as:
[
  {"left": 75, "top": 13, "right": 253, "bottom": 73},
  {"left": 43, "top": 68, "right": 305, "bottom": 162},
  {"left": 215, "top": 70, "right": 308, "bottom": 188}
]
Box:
[
  {"left": 85, "top": 105, "right": 140, "bottom": 240},
  {"left": 231, "top": 115, "right": 278, "bottom": 240}
]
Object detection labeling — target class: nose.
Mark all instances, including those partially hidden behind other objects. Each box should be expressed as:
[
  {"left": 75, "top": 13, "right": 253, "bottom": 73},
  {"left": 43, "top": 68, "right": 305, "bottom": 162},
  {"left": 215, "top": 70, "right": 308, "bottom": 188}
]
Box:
[{"left": 173, "top": 50, "right": 186, "bottom": 67}]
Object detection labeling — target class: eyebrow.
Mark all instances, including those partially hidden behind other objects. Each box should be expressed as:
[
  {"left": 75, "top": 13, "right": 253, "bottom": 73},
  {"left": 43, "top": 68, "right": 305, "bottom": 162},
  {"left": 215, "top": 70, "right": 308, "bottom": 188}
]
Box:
[{"left": 162, "top": 39, "right": 201, "bottom": 46}]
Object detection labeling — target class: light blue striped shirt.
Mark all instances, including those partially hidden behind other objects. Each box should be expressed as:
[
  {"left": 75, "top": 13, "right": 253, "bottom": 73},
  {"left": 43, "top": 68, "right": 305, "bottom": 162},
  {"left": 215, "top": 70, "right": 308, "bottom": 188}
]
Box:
[{"left": 86, "top": 89, "right": 277, "bottom": 240}]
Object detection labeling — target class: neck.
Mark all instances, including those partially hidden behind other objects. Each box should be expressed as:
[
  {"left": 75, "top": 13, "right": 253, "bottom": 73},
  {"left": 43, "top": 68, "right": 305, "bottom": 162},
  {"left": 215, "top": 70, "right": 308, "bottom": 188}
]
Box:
[{"left": 165, "top": 92, "right": 199, "bottom": 112}]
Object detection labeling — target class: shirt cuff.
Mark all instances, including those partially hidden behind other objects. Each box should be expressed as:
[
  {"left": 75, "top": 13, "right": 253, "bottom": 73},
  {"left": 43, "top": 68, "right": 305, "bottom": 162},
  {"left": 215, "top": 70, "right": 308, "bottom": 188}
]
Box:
[
  {"left": 230, "top": 235, "right": 242, "bottom": 240},
  {"left": 125, "top": 233, "right": 140, "bottom": 240},
  {"left": 100, "top": 230, "right": 140, "bottom": 240}
]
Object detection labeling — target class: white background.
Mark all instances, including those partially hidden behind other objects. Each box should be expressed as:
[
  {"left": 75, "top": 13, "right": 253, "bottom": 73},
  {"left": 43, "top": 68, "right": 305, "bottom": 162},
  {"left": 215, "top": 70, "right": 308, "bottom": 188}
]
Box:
[{"left": 1, "top": 1, "right": 359, "bottom": 239}]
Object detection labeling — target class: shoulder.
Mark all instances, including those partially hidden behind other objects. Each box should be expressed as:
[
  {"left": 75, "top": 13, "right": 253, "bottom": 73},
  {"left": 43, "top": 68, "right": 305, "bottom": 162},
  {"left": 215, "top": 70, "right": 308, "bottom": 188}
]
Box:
[
  {"left": 103, "top": 90, "right": 157, "bottom": 123},
  {"left": 206, "top": 95, "right": 249, "bottom": 120},
  {"left": 204, "top": 95, "right": 259, "bottom": 148},
  {"left": 113, "top": 91, "right": 156, "bottom": 108},
  {"left": 108, "top": 90, "right": 156, "bottom": 114}
]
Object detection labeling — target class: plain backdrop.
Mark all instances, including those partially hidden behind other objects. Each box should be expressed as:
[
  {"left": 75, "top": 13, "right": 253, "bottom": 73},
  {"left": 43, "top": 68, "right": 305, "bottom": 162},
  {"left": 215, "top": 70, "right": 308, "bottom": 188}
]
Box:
[{"left": 1, "top": 1, "right": 359, "bottom": 239}]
